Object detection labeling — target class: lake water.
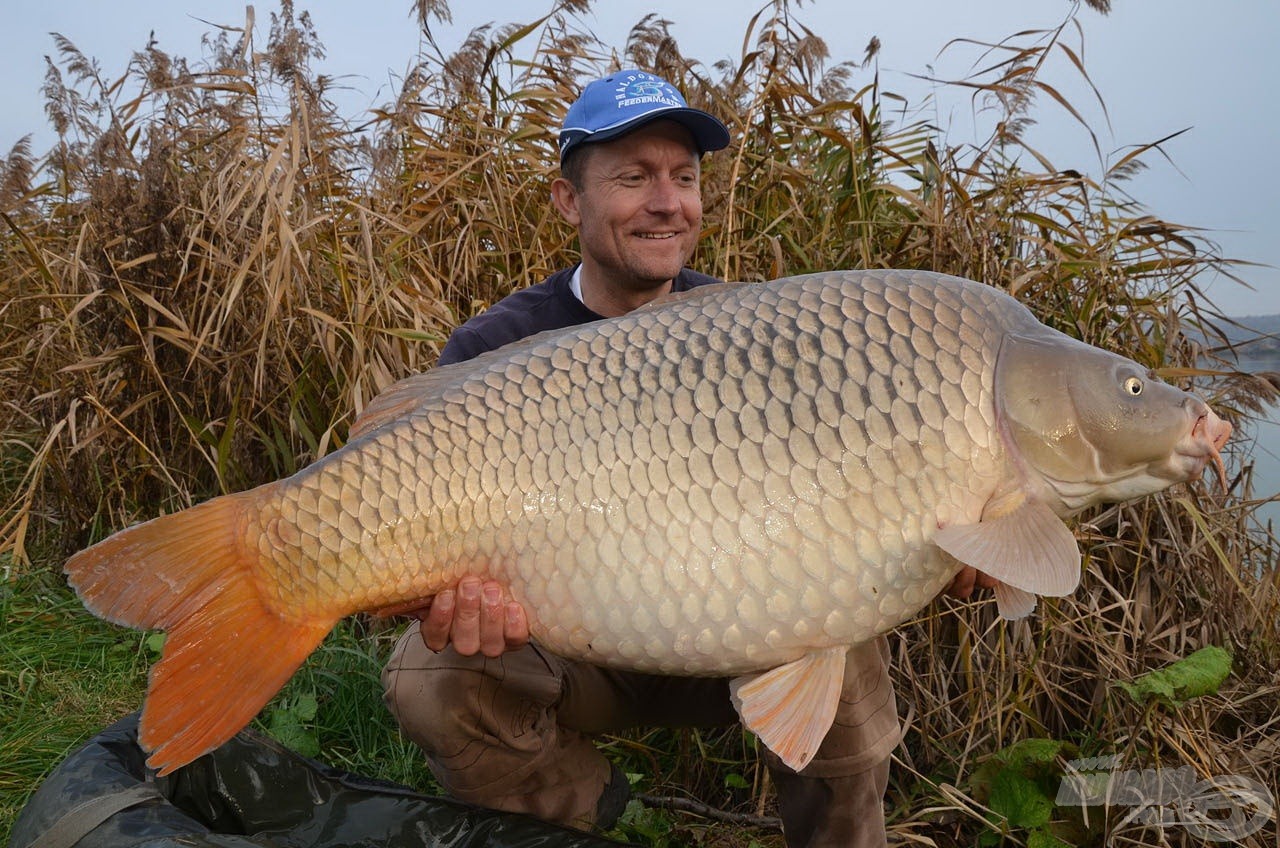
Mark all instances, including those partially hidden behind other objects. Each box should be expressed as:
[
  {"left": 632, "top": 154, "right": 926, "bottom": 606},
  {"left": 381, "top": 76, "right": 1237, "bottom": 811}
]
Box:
[{"left": 1236, "top": 354, "right": 1280, "bottom": 532}]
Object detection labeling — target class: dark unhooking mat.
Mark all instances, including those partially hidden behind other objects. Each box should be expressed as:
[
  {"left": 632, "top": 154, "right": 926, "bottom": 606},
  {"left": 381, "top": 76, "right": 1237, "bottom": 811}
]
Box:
[{"left": 10, "top": 713, "right": 631, "bottom": 848}]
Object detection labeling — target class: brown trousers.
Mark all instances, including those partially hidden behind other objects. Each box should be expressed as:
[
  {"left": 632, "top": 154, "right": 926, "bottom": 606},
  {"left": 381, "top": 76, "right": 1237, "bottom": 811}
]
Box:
[{"left": 382, "top": 628, "right": 899, "bottom": 848}]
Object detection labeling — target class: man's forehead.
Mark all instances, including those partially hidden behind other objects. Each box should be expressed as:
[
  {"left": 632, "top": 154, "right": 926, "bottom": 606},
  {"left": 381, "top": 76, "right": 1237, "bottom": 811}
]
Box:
[{"left": 584, "top": 121, "right": 700, "bottom": 166}]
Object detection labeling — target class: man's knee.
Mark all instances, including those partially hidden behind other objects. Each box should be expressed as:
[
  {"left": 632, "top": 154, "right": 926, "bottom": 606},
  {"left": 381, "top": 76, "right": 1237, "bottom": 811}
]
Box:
[
  {"left": 381, "top": 625, "right": 612, "bottom": 823},
  {"left": 383, "top": 629, "right": 474, "bottom": 754},
  {"left": 381, "top": 624, "right": 563, "bottom": 758}
]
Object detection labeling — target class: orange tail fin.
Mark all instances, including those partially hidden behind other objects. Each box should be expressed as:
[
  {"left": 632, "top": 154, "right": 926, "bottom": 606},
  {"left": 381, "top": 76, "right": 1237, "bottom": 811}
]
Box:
[{"left": 64, "top": 488, "right": 337, "bottom": 775}]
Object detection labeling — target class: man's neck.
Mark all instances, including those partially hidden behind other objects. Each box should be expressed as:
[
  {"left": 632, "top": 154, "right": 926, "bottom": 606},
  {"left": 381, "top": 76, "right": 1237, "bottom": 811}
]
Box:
[{"left": 576, "top": 266, "right": 675, "bottom": 318}]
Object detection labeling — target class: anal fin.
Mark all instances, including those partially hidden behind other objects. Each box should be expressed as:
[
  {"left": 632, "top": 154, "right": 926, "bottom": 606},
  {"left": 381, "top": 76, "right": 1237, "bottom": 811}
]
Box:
[{"left": 729, "top": 646, "right": 846, "bottom": 772}]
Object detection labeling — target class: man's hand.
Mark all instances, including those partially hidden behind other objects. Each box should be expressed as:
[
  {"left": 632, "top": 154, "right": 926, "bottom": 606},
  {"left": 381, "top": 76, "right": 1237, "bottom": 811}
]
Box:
[
  {"left": 416, "top": 576, "right": 529, "bottom": 657},
  {"left": 943, "top": 565, "right": 997, "bottom": 600}
]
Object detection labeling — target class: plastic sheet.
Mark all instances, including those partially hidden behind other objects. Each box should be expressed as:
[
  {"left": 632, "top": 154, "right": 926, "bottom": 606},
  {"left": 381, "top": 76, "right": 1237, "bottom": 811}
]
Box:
[{"left": 10, "top": 713, "right": 631, "bottom": 848}]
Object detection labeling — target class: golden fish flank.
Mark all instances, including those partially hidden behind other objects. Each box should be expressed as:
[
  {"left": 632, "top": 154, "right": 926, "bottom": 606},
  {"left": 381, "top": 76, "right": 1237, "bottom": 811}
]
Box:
[{"left": 64, "top": 269, "right": 1231, "bottom": 776}]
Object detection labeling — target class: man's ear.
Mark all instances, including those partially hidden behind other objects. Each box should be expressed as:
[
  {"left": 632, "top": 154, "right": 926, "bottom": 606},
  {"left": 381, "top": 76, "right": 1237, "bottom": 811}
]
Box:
[{"left": 551, "top": 177, "right": 582, "bottom": 227}]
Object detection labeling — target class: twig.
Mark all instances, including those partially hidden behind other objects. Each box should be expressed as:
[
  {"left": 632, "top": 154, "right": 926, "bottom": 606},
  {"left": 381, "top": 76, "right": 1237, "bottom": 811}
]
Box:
[{"left": 636, "top": 793, "right": 783, "bottom": 830}]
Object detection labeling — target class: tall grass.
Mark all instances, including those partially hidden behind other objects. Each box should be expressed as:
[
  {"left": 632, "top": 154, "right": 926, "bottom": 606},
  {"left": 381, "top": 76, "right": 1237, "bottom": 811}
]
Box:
[{"left": 1, "top": 1, "right": 1276, "bottom": 845}]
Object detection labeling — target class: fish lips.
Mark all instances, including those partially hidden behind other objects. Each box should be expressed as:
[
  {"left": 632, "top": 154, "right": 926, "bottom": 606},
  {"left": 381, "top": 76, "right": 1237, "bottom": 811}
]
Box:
[{"left": 1168, "top": 405, "right": 1232, "bottom": 487}]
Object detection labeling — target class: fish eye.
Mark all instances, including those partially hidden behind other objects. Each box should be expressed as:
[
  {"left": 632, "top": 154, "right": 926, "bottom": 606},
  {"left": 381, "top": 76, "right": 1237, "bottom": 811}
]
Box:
[{"left": 1123, "top": 376, "right": 1144, "bottom": 396}]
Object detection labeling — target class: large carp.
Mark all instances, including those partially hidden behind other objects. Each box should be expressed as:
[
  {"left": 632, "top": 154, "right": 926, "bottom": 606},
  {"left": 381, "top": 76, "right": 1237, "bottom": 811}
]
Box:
[{"left": 66, "top": 269, "right": 1231, "bottom": 775}]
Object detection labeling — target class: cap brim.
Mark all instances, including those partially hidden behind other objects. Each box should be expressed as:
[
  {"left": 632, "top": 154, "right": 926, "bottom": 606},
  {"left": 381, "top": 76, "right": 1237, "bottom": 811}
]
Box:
[{"left": 560, "top": 107, "right": 730, "bottom": 164}]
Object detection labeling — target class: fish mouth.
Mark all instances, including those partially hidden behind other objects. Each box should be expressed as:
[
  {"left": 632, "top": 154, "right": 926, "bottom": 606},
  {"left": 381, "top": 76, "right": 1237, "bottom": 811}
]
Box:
[{"left": 1174, "top": 407, "right": 1232, "bottom": 489}]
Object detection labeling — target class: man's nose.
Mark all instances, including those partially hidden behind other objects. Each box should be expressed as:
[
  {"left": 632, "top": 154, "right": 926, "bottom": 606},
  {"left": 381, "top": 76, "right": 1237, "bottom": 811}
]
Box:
[{"left": 646, "top": 177, "right": 682, "bottom": 213}]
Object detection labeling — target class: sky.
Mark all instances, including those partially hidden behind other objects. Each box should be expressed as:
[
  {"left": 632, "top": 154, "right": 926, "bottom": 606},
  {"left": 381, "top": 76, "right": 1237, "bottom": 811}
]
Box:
[{"left": 1, "top": 0, "right": 1276, "bottom": 317}]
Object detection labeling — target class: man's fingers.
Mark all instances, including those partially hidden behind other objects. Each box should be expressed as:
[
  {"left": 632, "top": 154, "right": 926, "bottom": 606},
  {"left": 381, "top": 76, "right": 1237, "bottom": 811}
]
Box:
[
  {"left": 415, "top": 576, "right": 529, "bottom": 657},
  {"left": 478, "top": 583, "right": 507, "bottom": 657},
  {"left": 447, "top": 577, "right": 484, "bottom": 656},
  {"left": 944, "top": 566, "right": 977, "bottom": 600},
  {"left": 942, "top": 566, "right": 997, "bottom": 601},
  {"left": 420, "top": 589, "right": 455, "bottom": 652},
  {"left": 504, "top": 600, "right": 530, "bottom": 650}
]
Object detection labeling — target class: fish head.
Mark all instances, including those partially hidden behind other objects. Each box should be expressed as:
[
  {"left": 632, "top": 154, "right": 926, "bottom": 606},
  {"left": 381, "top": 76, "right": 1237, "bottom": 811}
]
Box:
[{"left": 996, "top": 330, "right": 1231, "bottom": 514}]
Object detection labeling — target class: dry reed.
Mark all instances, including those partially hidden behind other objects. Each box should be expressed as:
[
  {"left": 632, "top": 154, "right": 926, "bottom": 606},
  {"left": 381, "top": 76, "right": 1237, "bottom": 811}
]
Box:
[{"left": 1, "top": 1, "right": 1275, "bottom": 845}]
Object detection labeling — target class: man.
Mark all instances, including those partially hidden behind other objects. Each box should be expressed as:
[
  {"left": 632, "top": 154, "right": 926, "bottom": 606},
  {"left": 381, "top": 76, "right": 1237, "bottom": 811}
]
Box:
[{"left": 382, "top": 69, "right": 991, "bottom": 847}]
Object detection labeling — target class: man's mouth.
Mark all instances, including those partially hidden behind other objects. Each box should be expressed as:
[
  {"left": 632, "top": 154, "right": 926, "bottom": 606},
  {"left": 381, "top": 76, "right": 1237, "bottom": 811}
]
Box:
[{"left": 637, "top": 232, "right": 677, "bottom": 240}]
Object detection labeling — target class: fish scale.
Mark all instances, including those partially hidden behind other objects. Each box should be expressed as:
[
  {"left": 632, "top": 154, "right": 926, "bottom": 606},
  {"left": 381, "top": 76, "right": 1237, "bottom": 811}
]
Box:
[
  {"left": 252, "top": 270, "right": 1014, "bottom": 672},
  {"left": 65, "top": 268, "right": 1231, "bottom": 775}
]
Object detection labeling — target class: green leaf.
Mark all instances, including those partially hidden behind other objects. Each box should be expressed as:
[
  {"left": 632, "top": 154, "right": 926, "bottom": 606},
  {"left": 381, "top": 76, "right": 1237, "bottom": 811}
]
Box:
[
  {"left": 144, "top": 632, "right": 166, "bottom": 657},
  {"left": 997, "top": 738, "right": 1066, "bottom": 770},
  {"left": 976, "top": 830, "right": 1002, "bottom": 847},
  {"left": 1028, "top": 830, "right": 1074, "bottom": 848},
  {"left": 990, "top": 769, "right": 1056, "bottom": 829},
  {"left": 292, "top": 692, "right": 318, "bottom": 721},
  {"left": 267, "top": 708, "right": 319, "bottom": 758},
  {"left": 263, "top": 693, "right": 320, "bottom": 758},
  {"left": 970, "top": 737, "right": 1069, "bottom": 801},
  {"left": 1116, "top": 646, "right": 1232, "bottom": 708},
  {"left": 725, "top": 773, "right": 750, "bottom": 790}
]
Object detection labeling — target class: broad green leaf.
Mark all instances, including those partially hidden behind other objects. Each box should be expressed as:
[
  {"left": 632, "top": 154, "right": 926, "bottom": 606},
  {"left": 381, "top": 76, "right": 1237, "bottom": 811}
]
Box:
[
  {"left": 292, "top": 692, "right": 319, "bottom": 721},
  {"left": 997, "top": 738, "right": 1067, "bottom": 770},
  {"left": 990, "top": 769, "right": 1056, "bottom": 829},
  {"left": 267, "top": 709, "right": 319, "bottom": 758},
  {"left": 970, "top": 737, "right": 1069, "bottom": 802},
  {"left": 1028, "top": 830, "right": 1074, "bottom": 848},
  {"left": 1116, "top": 646, "right": 1232, "bottom": 708}
]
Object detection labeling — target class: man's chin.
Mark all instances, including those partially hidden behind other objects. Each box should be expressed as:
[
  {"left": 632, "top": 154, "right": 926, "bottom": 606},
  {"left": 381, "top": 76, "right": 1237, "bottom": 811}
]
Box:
[{"left": 625, "top": 259, "right": 688, "bottom": 287}]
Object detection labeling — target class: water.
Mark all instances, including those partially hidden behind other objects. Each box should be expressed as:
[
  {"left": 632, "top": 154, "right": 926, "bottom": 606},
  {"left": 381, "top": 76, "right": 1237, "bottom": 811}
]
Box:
[{"left": 1236, "top": 353, "right": 1280, "bottom": 533}]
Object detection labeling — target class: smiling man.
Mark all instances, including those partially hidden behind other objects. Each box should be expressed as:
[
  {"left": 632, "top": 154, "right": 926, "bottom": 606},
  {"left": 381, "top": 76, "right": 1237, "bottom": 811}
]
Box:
[
  {"left": 430, "top": 70, "right": 727, "bottom": 359},
  {"left": 382, "top": 70, "right": 916, "bottom": 848}
]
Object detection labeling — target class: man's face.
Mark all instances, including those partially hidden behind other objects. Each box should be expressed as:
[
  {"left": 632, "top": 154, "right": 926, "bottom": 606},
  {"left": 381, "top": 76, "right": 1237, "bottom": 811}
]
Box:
[{"left": 554, "top": 121, "right": 703, "bottom": 296}]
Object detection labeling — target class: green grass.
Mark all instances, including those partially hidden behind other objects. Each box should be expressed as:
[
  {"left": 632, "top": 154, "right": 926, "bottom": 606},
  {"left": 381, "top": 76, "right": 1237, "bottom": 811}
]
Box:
[
  {"left": 263, "top": 615, "right": 442, "bottom": 789},
  {"left": 0, "top": 569, "right": 442, "bottom": 844},
  {"left": 0, "top": 560, "right": 403, "bottom": 819},
  {"left": 0, "top": 569, "right": 150, "bottom": 843}
]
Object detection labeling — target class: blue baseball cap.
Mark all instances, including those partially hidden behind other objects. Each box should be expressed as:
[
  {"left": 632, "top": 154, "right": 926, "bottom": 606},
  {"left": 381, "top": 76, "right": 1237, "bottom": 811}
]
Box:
[{"left": 558, "top": 69, "right": 730, "bottom": 165}]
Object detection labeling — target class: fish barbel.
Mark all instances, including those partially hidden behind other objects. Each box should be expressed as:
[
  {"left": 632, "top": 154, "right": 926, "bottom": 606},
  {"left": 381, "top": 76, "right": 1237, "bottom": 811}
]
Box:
[{"left": 65, "top": 269, "right": 1231, "bottom": 775}]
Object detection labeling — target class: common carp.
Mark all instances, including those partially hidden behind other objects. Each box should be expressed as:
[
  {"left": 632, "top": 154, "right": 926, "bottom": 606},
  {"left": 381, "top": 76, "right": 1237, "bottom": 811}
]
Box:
[{"left": 65, "top": 269, "right": 1231, "bottom": 775}]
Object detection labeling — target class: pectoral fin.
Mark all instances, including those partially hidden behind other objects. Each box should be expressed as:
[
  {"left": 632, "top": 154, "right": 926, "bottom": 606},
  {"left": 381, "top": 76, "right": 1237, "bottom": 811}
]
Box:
[
  {"left": 729, "top": 646, "right": 846, "bottom": 772},
  {"left": 934, "top": 499, "right": 1080, "bottom": 597}
]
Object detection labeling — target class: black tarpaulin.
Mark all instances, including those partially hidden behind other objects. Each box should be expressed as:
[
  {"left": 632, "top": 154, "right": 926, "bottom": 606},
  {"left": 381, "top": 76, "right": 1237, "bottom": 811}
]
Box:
[{"left": 10, "top": 713, "right": 632, "bottom": 848}]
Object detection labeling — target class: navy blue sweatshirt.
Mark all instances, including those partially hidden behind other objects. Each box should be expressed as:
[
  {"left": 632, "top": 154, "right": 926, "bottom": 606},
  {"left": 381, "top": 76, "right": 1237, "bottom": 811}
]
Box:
[{"left": 438, "top": 265, "right": 721, "bottom": 366}]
